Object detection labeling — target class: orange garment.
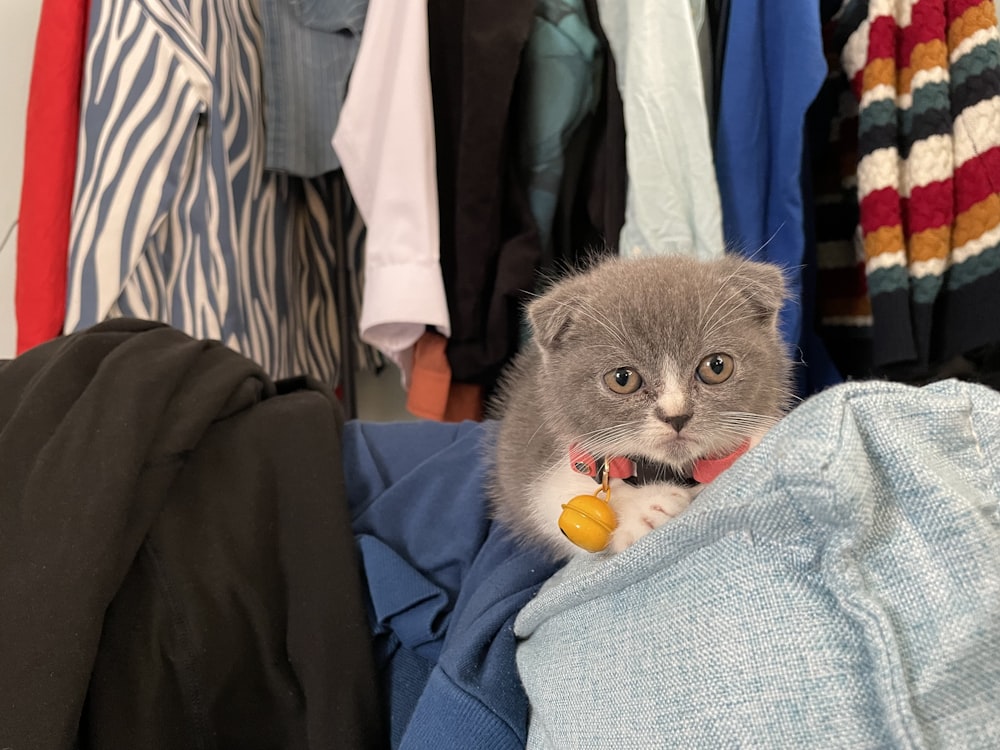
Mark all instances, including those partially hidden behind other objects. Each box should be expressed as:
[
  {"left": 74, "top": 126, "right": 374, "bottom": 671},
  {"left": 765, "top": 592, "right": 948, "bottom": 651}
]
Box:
[{"left": 407, "top": 331, "right": 484, "bottom": 422}]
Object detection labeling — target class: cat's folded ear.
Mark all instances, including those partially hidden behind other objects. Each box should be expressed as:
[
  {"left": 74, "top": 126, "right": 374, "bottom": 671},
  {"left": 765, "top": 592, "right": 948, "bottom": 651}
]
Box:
[
  {"left": 526, "top": 276, "right": 584, "bottom": 353},
  {"left": 725, "top": 258, "right": 788, "bottom": 329}
]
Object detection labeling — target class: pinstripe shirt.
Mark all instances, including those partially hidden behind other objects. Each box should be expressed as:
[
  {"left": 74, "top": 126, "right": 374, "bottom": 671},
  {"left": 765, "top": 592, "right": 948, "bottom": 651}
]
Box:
[{"left": 67, "top": 0, "right": 345, "bottom": 383}]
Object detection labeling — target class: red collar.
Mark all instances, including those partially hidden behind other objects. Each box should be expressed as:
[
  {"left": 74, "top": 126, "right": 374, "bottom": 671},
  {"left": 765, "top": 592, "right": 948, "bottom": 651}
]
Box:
[{"left": 569, "top": 441, "right": 750, "bottom": 487}]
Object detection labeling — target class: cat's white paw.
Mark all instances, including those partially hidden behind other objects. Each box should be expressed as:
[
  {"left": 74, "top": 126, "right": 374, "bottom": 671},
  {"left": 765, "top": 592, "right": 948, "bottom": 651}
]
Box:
[{"left": 607, "top": 483, "right": 701, "bottom": 553}]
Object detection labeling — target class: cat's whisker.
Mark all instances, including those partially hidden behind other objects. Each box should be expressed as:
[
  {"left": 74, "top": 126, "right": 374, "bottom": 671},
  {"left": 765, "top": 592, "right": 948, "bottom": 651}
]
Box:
[
  {"left": 699, "top": 231, "right": 791, "bottom": 334},
  {"left": 701, "top": 284, "right": 752, "bottom": 333},
  {"left": 533, "top": 420, "right": 646, "bottom": 484},
  {"left": 571, "top": 422, "right": 647, "bottom": 457},
  {"left": 717, "top": 410, "right": 782, "bottom": 421},
  {"left": 701, "top": 295, "right": 761, "bottom": 341},
  {"left": 716, "top": 412, "right": 782, "bottom": 427},
  {"left": 702, "top": 296, "right": 787, "bottom": 342},
  {"left": 715, "top": 422, "right": 778, "bottom": 432},
  {"left": 614, "top": 302, "right": 641, "bottom": 357},
  {"left": 548, "top": 297, "right": 631, "bottom": 352},
  {"left": 571, "top": 422, "right": 644, "bottom": 444},
  {"left": 715, "top": 416, "right": 781, "bottom": 430},
  {"left": 712, "top": 419, "right": 768, "bottom": 431},
  {"left": 524, "top": 421, "right": 548, "bottom": 450},
  {"left": 697, "top": 246, "right": 772, "bottom": 331},
  {"left": 752, "top": 384, "right": 802, "bottom": 406},
  {"left": 577, "top": 297, "right": 642, "bottom": 354},
  {"left": 564, "top": 342, "right": 638, "bottom": 356},
  {"left": 573, "top": 430, "right": 646, "bottom": 457},
  {"left": 751, "top": 223, "right": 786, "bottom": 259},
  {"left": 715, "top": 418, "right": 777, "bottom": 428}
]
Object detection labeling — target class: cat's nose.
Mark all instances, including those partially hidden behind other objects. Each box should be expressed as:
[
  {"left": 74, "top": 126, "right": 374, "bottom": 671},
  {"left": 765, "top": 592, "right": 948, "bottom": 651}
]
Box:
[{"left": 660, "top": 413, "right": 692, "bottom": 432}]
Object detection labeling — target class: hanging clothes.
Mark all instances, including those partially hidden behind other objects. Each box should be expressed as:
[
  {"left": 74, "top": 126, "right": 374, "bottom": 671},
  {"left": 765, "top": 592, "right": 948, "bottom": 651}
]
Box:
[
  {"left": 707, "top": 0, "right": 732, "bottom": 136},
  {"left": 260, "top": 0, "right": 367, "bottom": 177},
  {"left": 65, "top": 0, "right": 346, "bottom": 384},
  {"left": 559, "top": 0, "right": 627, "bottom": 258},
  {"left": 842, "top": 0, "right": 1000, "bottom": 373},
  {"left": 15, "top": 0, "right": 91, "bottom": 354},
  {"left": 809, "top": 0, "right": 875, "bottom": 380},
  {"left": 428, "top": 0, "right": 542, "bottom": 386},
  {"left": 714, "top": 0, "right": 831, "bottom": 370},
  {"left": 406, "top": 331, "right": 484, "bottom": 422},
  {"left": 595, "top": 0, "right": 724, "bottom": 259},
  {"left": 332, "top": 0, "right": 450, "bottom": 383},
  {"left": 515, "top": 0, "right": 602, "bottom": 256}
]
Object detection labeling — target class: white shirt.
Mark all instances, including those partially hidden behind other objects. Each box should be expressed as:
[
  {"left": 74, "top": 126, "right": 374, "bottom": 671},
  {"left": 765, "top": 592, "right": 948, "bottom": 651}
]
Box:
[{"left": 332, "top": 0, "right": 451, "bottom": 383}]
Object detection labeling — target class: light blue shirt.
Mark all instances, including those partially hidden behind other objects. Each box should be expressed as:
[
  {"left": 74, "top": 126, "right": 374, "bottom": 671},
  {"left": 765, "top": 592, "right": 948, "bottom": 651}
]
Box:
[{"left": 596, "top": 0, "right": 724, "bottom": 258}]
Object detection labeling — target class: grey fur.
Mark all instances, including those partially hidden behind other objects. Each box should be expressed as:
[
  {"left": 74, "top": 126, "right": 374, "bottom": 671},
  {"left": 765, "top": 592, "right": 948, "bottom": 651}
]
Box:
[{"left": 487, "top": 254, "right": 793, "bottom": 560}]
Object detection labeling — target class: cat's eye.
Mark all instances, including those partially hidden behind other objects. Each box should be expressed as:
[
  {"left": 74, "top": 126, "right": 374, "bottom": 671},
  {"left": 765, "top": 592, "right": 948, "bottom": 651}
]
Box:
[
  {"left": 604, "top": 367, "right": 643, "bottom": 395},
  {"left": 696, "top": 353, "right": 734, "bottom": 385}
]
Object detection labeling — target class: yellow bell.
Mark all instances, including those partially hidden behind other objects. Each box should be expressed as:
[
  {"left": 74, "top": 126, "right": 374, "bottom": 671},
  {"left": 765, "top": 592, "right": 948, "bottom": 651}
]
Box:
[{"left": 559, "top": 492, "right": 617, "bottom": 553}]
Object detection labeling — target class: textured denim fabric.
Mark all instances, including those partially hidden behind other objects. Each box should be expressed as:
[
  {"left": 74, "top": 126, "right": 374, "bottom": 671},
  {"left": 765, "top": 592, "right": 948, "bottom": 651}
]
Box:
[
  {"left": 515, "top": 379, "right": 1000, "bottom": 749},
  {"left": 261, "top": 0, "right": 367, "bottom": 176}
]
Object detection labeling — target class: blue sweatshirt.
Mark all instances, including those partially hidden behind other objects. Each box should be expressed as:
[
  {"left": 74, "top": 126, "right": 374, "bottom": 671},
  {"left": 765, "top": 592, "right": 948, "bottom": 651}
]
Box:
[{"left": 342, "top": 419, "right": 560, "bottom": 749}]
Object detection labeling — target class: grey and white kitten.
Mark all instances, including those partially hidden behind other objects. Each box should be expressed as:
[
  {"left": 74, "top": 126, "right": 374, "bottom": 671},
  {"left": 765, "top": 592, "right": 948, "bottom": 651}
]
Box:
[{"left": 488, "top": 254, "right": 793, "bottom": 561}]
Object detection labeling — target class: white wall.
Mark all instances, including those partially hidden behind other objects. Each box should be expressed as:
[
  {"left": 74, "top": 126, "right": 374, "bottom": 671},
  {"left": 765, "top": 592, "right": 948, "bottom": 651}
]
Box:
[{"left": 0, "top": 0, "right": 43, "bottom": 358}]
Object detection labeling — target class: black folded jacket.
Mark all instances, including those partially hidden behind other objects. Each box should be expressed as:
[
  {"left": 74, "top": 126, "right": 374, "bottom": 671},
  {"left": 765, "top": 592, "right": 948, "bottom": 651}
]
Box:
[{"left": 0, "top": 319, "right": 384, "bottom": 750}]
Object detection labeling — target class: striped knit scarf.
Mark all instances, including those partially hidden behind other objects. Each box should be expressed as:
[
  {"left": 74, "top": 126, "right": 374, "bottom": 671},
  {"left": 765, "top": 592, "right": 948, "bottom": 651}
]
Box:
[{"left": 842, "top": 0, "right": 1000, "bottom": 371}]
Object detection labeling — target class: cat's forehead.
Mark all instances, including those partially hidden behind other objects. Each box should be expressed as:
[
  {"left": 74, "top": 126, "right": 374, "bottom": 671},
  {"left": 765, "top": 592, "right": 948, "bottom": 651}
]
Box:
[{"left": 608, "top": 279, "right": 741, "bottom": 345}]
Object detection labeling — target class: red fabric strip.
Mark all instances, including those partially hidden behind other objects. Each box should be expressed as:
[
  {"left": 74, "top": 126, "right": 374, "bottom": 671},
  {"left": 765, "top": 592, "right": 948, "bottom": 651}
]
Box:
[
  {"left": 16, "top": 0, "right": 92, "bottom": 354},
  {"left": 867, "top": 15, "right": 899, "bottom": 62},
  {"left": 904, "top": 177, "right": 954, "bottom": 234},
  {"left": 861, "top": 187, "right": 904, "bottom": 235},
  {"left": 900, "top": 0, "right": 947, "bottom": 68},
  {"left": 954, "top": 146, "right": 1000, "bottom": 214}
]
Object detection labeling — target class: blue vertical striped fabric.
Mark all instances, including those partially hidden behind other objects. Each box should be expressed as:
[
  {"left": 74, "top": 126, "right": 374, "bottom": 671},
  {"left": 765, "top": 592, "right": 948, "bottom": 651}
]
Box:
[
  {"left": 259, "top": 0, "right": 368, "bottom": 177},
  {"left": 66, "top": 0, "right": 345, "bottom": 383}
]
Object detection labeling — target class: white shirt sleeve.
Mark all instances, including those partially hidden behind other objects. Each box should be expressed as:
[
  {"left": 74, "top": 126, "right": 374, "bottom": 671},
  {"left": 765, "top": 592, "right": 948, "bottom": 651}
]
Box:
[{"left": 332, "top": 0, "right": 451, "bottom": 384}]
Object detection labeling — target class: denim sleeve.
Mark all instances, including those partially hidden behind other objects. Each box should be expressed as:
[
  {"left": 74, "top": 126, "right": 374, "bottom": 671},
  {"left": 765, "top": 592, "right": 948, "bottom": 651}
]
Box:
[{"left": 516, "top": 379, "right": 1000, "bottom": 749}]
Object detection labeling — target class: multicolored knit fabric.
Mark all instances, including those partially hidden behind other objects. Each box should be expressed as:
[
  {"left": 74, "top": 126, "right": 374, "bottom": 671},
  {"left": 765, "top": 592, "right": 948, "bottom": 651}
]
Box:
[{"left": 842, "top": 0, "right": 1000, "bottom": 371}]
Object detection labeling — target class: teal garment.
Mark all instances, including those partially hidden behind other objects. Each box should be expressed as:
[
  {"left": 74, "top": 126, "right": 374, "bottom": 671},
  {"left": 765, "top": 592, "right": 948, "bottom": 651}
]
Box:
[
  {"left": 596, "top": 0, "right": 723, "bottom": 258},
  {"left": 517, "top": 0, "right": 602, "bottom": 254},
  {"left": 516, "top": 379, "right": 1000, "bottom": 749}
]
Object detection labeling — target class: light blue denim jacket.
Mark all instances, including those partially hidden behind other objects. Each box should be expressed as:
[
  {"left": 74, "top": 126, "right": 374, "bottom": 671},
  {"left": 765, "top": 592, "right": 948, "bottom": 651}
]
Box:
[{"left": 516, "top": 379, "right": 1000, "bottom": 749}]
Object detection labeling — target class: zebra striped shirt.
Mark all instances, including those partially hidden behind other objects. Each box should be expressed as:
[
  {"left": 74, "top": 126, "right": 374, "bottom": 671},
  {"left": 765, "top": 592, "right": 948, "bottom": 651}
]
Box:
[{"left": 67, "top": 0, "right": 347, "bottom": 383}]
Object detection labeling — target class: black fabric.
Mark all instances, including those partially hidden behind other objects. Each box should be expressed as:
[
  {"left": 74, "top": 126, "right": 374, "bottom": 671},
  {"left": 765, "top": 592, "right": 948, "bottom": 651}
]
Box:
[
  {"left": 902, "top": 109, "right": 952, "bottom": 157},
  {"left": 951, "top": 67, "right": 1000, "bottom": 116},
  {"left": 0, "top": 319, "right": 384, "bottom": 749},
  {"left": 428, "top": 0, "right": 542, "bottom": 387},
  {"left": 708, "top": 0, "right": 731, "bottom": 139},
  {"left": 868, "top": 287, "right": 919, "bottom": 367},
  {"left": 858, "top": 121, "right": 899, "bottom": 158},
  {"left": 576, "top": 0, "right": 627, "bottom": 255}
]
